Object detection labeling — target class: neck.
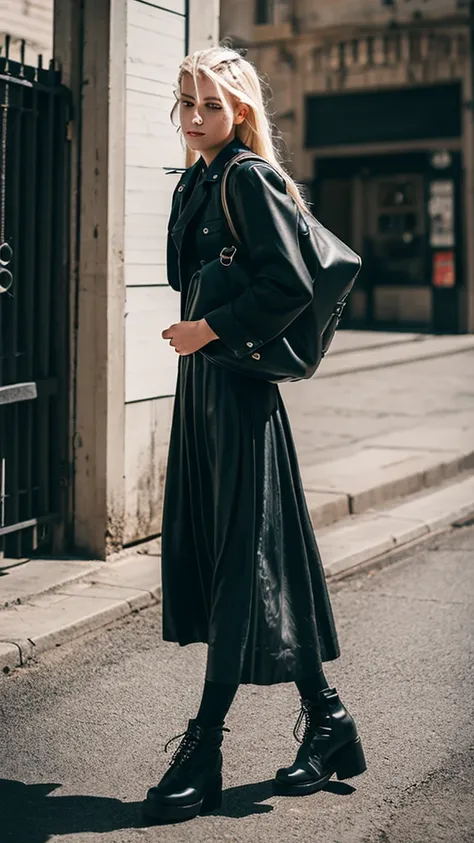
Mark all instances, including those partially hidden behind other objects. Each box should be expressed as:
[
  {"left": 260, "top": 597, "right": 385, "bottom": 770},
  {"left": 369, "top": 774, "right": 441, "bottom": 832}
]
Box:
[{"left": 200, "top": 132, "right": 237, "bottom": 167}]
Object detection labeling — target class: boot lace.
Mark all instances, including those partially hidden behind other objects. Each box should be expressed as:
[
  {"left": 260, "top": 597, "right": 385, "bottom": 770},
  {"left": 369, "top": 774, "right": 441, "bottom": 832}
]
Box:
[
  {"left": 293, "top": 700, "right": 331, "bottom": 745},
  {"left": 164, "top": 730, "right": 200, "bottom": 768},
  {"left": 164, "top": 726, "right": 230, "bottom": 768}
]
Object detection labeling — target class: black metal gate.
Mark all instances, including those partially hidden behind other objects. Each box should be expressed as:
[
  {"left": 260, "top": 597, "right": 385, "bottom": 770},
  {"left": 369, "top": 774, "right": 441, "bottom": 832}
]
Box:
[{"left": 0, "top": 37, "right": 70, "bottom": 558}]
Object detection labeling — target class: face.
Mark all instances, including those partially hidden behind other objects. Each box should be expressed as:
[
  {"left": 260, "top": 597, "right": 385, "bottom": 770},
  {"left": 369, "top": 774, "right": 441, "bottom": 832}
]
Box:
[{"left": 179, "top": 71, "right": 248, "bottom": 164}]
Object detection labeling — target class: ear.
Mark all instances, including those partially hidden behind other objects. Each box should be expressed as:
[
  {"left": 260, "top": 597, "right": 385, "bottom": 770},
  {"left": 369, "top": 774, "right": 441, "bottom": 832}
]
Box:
[{"left": 234, "top": 103, "right": 249, "bottom": 125}]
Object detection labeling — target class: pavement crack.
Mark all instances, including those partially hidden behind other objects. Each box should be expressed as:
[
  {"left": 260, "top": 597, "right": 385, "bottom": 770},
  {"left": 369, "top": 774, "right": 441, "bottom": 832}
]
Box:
[{"left": 370, "top": 591, "right": 469, "bottom": 606}]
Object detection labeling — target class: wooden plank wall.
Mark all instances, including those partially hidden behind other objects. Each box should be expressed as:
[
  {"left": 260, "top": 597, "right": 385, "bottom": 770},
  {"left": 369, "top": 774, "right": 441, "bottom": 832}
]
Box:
[
  {"left": 124, "top": 0, "right": 186, "bottom": 543},
  {"left": 0, "top": 0, "right": 53, "bottom": 63}
]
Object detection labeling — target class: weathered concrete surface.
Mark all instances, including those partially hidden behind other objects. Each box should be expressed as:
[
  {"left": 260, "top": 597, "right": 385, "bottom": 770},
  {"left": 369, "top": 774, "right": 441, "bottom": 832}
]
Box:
[
  {"left": 302, "top": 441, "right": 474, "bottom": 515},
  {"left": 319, "top": 473, "right": 474, "bottom": 576},
  {"left": 281, "top": 340, "right": 474, "bottom": 468},
  {"left": 1, "top": 524, "right": 473, "bottom": 843},
  {"left": 328, "top": 330, "right": 422, "bottom": 355},
  {"left": 0, "top": 558, "right": 101, "bottom": 609},
  {"left": 318, "top": 334, "right": 474, "bottom": 378}
]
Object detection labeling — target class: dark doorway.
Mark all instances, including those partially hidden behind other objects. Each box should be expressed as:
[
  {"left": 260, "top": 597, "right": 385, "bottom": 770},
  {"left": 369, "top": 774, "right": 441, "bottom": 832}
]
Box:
[{"left": 313, "top": 151, "right": 461, "bottom": 333}]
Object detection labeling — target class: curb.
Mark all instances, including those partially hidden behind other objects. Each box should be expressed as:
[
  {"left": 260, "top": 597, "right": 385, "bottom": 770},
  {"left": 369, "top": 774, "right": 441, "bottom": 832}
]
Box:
[
  {"left": 306, "top": 450, "right": 474, "bottom": 529},
  {"left": 320, "top": 475, "right": 474, "bottom": 579},
  {"left": 0, "top": 560, "right": 103, "bottom": 611},
  {"left": 318, "top": 335, "right": 474, "bottom": 379},
  {"left": 0, "top": 642, "right": 22, "bottom": 674},
  {"left": 1, "top": 475, "right": 473, "bottom": 677},
  {"left": 0, "top": 589, "right": 160, "bottom": 675}
]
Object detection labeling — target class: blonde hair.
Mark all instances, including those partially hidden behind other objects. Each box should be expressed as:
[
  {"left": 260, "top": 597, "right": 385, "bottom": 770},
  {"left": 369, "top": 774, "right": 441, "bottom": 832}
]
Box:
[{"left": 171, "top": 45, "right": 309, "bottom": 214}]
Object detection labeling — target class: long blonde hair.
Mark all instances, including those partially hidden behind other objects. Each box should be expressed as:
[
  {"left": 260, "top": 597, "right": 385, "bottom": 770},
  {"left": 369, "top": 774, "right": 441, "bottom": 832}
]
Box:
[{"left": 171, "top": 46, "right": 309, "bottom": 214}]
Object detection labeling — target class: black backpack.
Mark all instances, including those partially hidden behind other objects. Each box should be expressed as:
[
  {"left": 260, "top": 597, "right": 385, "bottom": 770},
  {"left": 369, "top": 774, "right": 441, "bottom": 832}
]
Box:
[{"left": 199, "top": 152, "right": 362, "bottom": 383}]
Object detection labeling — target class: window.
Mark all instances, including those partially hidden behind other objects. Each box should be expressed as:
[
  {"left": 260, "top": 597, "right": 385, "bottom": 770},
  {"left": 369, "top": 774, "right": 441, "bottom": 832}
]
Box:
[
  {"left": 255, "top": 0, "right": 291, "bottom": 26},
  {"left": 255, "top": 0, "right": 274, "bottom": 25}
]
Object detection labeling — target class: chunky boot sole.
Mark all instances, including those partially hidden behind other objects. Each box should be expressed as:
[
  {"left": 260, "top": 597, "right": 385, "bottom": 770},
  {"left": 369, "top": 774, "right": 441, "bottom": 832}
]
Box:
[
  {"left": 272, "top": 737, "right": 367, "bottom": 797},
  {"left": 142, "top": 774, "right": 223, "bottom": 823}
]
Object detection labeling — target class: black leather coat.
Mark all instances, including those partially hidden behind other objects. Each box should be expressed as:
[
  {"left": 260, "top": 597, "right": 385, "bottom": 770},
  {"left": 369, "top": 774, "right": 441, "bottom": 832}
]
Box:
[{"left": 161, "top": 137, "right": 340, "bottom": 685}]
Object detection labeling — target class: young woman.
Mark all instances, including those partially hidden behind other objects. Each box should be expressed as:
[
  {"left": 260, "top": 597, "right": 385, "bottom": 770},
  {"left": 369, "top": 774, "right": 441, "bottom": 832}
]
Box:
[{"left": 142, "top": 46, "right": 366, "bottom": 824}]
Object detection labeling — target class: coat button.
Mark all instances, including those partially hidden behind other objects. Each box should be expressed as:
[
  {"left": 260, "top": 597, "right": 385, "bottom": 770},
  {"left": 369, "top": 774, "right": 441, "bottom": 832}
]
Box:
[
  {"left": 212, "top": 174, "right": 218, "bottom": 180},
  {"left": 246, "top": 341, "right": 254, "bottom": 348},
  {"left": 252, "top": 353, "right": 261, "bottom": 360},
  {"left": 178, "top": 186, "right": 184, "bottom": 192},
  {"left": 203, "top": 227, "right": 209, "bottom": 234},
  {"left": 200, "top": 260, "right": 206, "bottom": 266}
]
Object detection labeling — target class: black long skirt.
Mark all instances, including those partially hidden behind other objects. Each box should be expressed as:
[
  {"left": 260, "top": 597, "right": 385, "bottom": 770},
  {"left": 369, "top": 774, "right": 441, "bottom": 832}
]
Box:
[{"left": 161, "top": 351, "right": 340, "bottom": 685}]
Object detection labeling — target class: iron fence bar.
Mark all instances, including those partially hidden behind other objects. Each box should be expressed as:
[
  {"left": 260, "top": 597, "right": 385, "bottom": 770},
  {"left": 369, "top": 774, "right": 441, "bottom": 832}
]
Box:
[
  {"left": 23, "top": 87, "right": 37, "bottom": 380},
  {"left": 24, "top": 85, "right": 38, "bottom": 544},
  {"left": 0, "top": 378, "right": 58, "bottom": 405},
  {"left": 0, "top": 40, "right": 5, "bottom": 547},
  {"left": 0, "top": 75, "right": 6, "bottom": 390},
  {"left": 38, "top": 90, "right": 54, "bottom": 381},
  {"left": 0, "top": 73, "right": 65, "bottom": 94},
  {"left": 0, "top": 512, "right": 57, "bottom": 538},
  {"left": 10, "top": 76, "right": 24, "bottom": 553},
  {"left": 50, "top": 88, "right": 70, "bottom": 547},
  {"left": 10, "top": 80, "right": 22, "bottom": 384},
  {"left": 36, "top": 89, "right": 55, "bottom": 522}
]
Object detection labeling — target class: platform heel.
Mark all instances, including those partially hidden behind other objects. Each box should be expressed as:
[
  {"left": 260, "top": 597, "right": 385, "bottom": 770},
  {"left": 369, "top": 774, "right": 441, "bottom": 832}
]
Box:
[
  {"left": 273, "top": 687, "right": 367, "bottom": 796},
  {"left": 200, "top": 773, "right": 223, "bottom": 813},
  {"left": 144, "top": 719, "right": 227, "bottom": 824},
  {"left": 333, "top": 737, "right": 367, "bottom": 781}
]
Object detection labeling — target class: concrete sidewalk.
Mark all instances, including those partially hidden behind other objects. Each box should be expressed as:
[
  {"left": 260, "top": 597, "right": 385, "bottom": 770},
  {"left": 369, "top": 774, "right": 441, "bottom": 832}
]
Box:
[{"left": 2, "top": 331, "right": 474, "bottom": 675}]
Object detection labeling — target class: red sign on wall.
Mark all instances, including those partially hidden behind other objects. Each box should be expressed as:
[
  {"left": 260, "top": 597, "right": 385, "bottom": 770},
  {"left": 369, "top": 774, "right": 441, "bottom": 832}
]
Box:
[{"left": 433, "top": 251, "right": 455, "bottom": 288}]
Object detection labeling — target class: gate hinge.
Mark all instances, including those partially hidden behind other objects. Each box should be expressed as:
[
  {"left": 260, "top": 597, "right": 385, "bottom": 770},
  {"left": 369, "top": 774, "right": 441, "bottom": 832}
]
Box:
[{"left": 59, "top": 461, "right": 71, "bottom": 487}]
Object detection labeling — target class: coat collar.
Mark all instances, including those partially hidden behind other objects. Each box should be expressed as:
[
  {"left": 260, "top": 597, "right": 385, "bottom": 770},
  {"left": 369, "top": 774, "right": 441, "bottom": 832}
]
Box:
[
  {"left": 201, "top": 136, "right": 250, "bottom": 183},
  {"left": 171, "top": 137, "right": 250, "bottom": 242}
]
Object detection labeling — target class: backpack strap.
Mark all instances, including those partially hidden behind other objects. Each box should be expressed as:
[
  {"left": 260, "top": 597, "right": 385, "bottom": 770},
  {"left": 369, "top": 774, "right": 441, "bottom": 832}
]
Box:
[{"left": 220, "top": 152, "right": 267, "bottom": 246}]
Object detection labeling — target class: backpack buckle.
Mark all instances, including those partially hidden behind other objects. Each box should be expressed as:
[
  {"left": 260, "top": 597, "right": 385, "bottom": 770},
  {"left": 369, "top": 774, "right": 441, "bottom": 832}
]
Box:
[{"left": 220, "top": 246, "right": 237, "bottom": 267}]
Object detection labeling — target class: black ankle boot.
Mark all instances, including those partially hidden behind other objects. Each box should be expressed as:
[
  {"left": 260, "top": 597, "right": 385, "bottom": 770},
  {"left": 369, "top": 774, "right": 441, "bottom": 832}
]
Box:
[
  {"left": 273, "top": 687, "right": 367, "bottom": 796},
  {"left": 143, "top": 719, "right": 228, "bottom": 823}
]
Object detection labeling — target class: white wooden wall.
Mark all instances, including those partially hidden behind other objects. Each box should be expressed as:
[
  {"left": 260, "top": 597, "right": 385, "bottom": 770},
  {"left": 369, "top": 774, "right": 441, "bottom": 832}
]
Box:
[
  {"left": 124, "top": 0, "right": 186, "bottom": 543},
  {"left": 0, "top": 0, "right": 53, "bottom": 63}
]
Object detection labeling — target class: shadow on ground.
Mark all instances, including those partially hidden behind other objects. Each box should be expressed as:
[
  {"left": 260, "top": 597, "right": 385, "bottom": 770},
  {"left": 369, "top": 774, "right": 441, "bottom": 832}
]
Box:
[{"left": 0, "top": 776, "right": 356, "bottom": 840}]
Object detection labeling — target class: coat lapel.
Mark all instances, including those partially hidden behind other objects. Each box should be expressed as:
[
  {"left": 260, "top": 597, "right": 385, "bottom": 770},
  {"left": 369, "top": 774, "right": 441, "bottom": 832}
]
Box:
[{"left": 171, "top": 162, "right": 208, "bottom": 251}]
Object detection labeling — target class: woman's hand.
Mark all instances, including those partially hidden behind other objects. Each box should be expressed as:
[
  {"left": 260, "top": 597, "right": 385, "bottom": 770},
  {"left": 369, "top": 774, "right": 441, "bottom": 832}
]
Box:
[{"left": 162, "top": 319, "right": 219, "bottom": 355}]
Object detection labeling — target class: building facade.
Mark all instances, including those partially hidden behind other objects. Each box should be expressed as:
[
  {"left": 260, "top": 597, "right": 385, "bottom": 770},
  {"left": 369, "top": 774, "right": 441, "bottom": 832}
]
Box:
[
  {"left": 1, "top": 0, "right": 219, "bottom": 560},
  {"left": 221, "top": 0, "right": 474, "bottom": 334},
  {"left": 0, "top": 0, "right": 53, "bottom": 64}
]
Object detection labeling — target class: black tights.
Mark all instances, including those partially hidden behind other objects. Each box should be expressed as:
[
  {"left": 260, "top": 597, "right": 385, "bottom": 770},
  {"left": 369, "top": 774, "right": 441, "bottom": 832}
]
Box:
[{"left": 195, "top": 666, "right": 330, "bottom": 728}]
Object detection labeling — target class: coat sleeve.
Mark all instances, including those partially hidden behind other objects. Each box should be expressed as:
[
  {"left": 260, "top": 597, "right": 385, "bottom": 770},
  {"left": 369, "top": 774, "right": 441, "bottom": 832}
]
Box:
[
  {"left": 166, "top": 179, "right": 184, "bottom": 292},
  {"left": 167, "top": 233, "right": 180, "bottom": 292},
  {"left": 203, "top": 163, "right": 313, "bottom": 359}
]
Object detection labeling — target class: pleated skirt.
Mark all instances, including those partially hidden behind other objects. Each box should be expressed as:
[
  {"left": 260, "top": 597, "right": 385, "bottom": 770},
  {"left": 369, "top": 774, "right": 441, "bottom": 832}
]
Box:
[{"left": 161, "top": 351, "right": 340, "bottom": 685}]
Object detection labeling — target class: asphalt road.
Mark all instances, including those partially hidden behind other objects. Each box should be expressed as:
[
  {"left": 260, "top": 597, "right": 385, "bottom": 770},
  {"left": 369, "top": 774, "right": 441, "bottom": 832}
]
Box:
[{"left": 1, "top": 524, "right": 473, "bottom": 843}]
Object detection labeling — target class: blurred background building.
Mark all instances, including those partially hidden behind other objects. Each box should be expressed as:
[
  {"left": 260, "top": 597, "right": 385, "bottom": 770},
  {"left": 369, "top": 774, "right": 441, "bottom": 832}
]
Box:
[{"left": 221, "top": 0, "right": 474, "bottom": 335}]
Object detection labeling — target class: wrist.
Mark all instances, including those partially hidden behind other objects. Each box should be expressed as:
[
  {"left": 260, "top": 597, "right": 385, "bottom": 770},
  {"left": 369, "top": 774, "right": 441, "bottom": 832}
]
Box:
[{"left": 199, "top": 318, "right": 218, "bottom": 342}]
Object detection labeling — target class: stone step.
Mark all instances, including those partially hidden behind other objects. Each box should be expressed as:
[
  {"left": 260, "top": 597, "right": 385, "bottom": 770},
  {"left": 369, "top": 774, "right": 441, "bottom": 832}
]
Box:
[
  {"left": 318, "top": 473, "right": 474, "bottom": 578},
  {"left": 304, "top": 424, "right": 474, "bottom": 530},
  {"left": 319, "top": 334, "right": 474, "bottom": 379}
]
